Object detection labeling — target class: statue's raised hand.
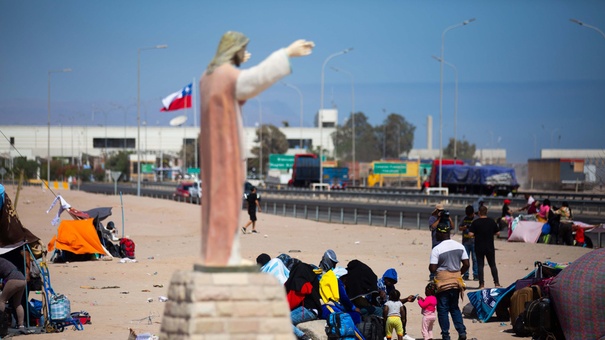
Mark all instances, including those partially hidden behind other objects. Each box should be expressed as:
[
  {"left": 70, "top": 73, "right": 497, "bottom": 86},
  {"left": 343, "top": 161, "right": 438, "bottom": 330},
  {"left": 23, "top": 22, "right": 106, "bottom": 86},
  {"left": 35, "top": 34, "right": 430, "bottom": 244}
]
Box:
[{"left": 286, "top": 40, "right": 315, "bottom": 57}]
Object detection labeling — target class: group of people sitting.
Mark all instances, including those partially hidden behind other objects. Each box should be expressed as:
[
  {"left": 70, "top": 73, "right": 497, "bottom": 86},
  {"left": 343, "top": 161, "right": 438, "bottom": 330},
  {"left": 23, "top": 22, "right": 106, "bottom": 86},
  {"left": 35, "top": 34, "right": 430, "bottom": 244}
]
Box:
[
  {"left": 256, "top": 250, "right": 441, "bottom": 340},
  {"left": 510, "top": 194, "right": 583, "bottom": 246}
]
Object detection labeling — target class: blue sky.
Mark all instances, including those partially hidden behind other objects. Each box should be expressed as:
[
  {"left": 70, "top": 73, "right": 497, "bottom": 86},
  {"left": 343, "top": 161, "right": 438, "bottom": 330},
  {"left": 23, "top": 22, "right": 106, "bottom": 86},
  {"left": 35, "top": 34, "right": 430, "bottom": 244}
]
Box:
[{"left": 1, "top": 0, "right": 604, "bottom": 163}]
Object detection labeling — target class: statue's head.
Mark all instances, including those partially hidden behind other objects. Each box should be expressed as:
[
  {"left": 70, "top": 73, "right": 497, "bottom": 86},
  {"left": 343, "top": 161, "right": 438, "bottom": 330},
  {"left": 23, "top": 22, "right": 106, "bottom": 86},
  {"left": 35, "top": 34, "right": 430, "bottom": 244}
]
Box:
[{"left": 206, "top": 31, "right": 249, "bottom": 74}]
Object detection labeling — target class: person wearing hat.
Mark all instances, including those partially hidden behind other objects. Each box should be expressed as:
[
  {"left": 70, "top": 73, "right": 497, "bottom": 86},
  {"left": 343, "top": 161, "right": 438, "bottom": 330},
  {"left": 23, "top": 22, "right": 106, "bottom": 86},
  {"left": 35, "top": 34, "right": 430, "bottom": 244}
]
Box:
[
  {"left": 429, "top": 204, "right": 453, "bottom": 281},
  {"left": 429, "top": 223, "right": 469, "bottom": 340},
  {"left": 429, "top": 204, "right": 454, "bottom": 248}
]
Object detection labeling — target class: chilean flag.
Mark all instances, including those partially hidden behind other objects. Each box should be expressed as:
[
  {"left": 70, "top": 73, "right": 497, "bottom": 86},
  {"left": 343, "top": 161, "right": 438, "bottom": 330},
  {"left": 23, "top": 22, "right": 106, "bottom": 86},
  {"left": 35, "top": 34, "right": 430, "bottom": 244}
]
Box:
[{"left": 161, "top": 83, "right": 192, "bottom": 111}]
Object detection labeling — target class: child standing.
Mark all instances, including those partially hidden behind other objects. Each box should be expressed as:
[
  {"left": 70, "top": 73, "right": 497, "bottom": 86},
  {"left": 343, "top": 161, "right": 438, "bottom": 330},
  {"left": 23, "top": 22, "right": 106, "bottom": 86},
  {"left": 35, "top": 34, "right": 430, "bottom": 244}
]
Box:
[
  {"left": 417, "top": 282, "right": 437, "bottom": 340},
  {"left": 383, "top": 289, "right": 405, "bottom": 340}
]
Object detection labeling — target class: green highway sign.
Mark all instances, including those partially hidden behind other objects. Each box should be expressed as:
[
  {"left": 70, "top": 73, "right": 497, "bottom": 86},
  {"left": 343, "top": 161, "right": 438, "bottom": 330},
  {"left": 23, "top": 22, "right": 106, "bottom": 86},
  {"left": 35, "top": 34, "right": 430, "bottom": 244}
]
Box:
[
  {"left": 141, "top": 164, "right": 154, "bottom": 173},
  {"left": 188, "top": 167, "right": 200, "bottom": 174},
  {"left": 269, "top": 154, "right": 294, "bottom": 170},
  {"left": 374, "top": 162, "right": 407, "bottom": 175}
]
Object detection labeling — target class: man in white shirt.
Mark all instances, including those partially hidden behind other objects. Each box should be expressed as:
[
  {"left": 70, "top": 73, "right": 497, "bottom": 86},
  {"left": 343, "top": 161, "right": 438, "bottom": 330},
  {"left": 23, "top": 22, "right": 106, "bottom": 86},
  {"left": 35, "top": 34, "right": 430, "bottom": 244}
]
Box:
[{"left": 429, "top": 225, "right": 470, "bottom": 340}]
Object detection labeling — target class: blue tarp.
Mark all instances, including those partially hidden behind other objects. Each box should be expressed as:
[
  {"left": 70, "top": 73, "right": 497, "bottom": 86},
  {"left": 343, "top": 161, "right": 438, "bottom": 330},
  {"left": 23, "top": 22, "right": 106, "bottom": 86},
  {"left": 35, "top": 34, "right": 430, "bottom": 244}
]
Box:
[
  {"left": 467, "top": 282, "right": 517, "bottom": 322},
  {"left": 441, "top": 165, "right": 518, "bottom": 186}
]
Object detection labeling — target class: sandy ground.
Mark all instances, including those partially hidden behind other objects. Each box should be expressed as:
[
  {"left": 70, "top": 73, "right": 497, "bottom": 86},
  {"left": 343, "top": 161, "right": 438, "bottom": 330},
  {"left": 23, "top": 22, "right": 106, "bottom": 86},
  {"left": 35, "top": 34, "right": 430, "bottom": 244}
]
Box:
[{"left": 3, "top": 185, "right": 594, "bottom": 340}]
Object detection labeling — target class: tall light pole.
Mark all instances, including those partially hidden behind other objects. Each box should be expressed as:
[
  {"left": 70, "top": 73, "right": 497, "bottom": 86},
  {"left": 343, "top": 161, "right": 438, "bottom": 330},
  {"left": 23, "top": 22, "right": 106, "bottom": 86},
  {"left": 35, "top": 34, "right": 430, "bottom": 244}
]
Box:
[
  {"left": 282, "top": 82, "right": 304, "bottom": 149},
  {"left": 137, "top": 44, "right": 167, "bottom": 196},
  {"left": 330, "top": 66, "right": 356, "bottom": 184},
  {"left": 550, "top": 128, "right": 560, "bottom": 148},
  {"left": 432, "top": 55, "right": 459, "bottom": 160},
  {"left": 438, "top": 18, "right": 475, "bottom": 188},
  {"left": 320, "top": 48, "right": 353, "bottom": 184},
  {"left": 47, "top": 68, "right": 71, "bottom": 182},
  {"left": 382, "top": 108, "right": 387, "bottom": 159},
  {"left": 570, "top": 18, "right": 605, "bottom": 40},
  {"left": 255, "top": 98, "right": 263, "bottom": 179}
]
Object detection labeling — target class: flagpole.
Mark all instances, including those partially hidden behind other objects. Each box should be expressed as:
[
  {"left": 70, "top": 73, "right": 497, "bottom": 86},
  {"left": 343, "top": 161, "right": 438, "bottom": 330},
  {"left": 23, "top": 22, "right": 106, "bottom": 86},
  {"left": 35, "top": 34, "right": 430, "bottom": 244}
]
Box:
[
  {"left": 192, "top": 78, "right": 198, "bottom": 175},
  {"left": 183, "top": 107, "right": 187, "bottom": 173}
]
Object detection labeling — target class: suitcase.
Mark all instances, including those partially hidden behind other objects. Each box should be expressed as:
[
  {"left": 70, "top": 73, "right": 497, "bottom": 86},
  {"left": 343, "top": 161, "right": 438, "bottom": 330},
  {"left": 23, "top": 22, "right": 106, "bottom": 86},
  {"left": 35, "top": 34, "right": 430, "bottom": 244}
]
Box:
[
  {"left": 509, "top": 285, "right": 541, "bottom": 324},
  {"left": 523, "top": 298, "right": 552, "bottom": 333}
]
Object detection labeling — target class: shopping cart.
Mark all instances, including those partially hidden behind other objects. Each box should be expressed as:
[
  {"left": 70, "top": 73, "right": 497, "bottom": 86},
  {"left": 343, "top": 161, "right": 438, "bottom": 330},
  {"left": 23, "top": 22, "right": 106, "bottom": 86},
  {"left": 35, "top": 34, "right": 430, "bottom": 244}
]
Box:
[{"left": 39, "top": 261, "right": 83, "bottom": 332}]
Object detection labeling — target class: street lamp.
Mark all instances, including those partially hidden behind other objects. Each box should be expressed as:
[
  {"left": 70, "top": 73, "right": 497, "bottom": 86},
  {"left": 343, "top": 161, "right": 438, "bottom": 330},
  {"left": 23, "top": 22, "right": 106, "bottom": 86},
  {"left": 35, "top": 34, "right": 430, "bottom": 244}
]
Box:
[
  {"left": 432, "top": 55, "right": 459, "bottom": 160},
  {"left": 47, "top": 68, "right": 71, "bottom": 182},
  {"left": 255, "top": 98, "right": 263, "bottom": 180},
  {"left": 570, "top": 18, "right": 605, "bottom": 40},
  {"left": 550, "top": 128, "right": 560, "bottom": 148},
  {"left": 281, "top": 82, "right": 304, "bottom": 149},
  {"left": 382, "top": 108, "right": 387, "bottom": 159},
  {"left": 137, "top": 44, "right": 167, "bottom": 196},
  {"left": 330, "top": 66, "right": 356, "bottom": 184},
  {"left": 320, "top": 48, "right": 353, "bottom": 184},
  {"left": 438, "top": 18, "right": 475, "bottom": 188}
]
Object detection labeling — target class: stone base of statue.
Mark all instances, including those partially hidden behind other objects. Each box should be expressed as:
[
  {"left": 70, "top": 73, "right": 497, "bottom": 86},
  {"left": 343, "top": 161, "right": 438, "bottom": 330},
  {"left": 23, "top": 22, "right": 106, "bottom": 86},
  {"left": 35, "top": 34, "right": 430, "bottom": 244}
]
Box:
[{"left": 160, "top": 264, "right": 295, "bottom": 340}]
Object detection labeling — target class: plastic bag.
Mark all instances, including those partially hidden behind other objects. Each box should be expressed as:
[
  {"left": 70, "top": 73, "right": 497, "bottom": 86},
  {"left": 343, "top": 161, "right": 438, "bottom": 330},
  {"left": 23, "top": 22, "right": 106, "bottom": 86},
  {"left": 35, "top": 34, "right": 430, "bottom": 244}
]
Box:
[{"left": 50, "top": 294, "right": 71, "bottom": 320}]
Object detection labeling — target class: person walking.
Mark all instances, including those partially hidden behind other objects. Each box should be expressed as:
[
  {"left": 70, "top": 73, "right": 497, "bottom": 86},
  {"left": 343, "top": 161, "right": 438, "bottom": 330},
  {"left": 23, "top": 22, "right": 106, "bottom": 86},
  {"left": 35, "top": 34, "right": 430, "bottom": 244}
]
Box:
[
  {"left": 429, "top": 224, "right": 469, "bottom": 340},
  {"left": 242, "top": 186, "right": 261, "bottom": 234},
  {"left": 469, "top": 205, "right": 501, "bottom": 289},
  {"left": 458, "top": 205, "right": 478, "bottom": 281}
]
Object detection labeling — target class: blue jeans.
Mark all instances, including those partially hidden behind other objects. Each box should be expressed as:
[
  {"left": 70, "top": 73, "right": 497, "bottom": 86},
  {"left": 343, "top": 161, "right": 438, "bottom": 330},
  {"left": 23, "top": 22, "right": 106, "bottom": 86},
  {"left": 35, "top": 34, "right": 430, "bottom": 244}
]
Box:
[
  {"left": 436, "top": 289, "right": 466, "bottom": 340},
  {"left": 462, "top": 241, "right": 478, "bottom": 279},
  {"left": 291, "top": 306, "right": 318, "bottom": 338}
]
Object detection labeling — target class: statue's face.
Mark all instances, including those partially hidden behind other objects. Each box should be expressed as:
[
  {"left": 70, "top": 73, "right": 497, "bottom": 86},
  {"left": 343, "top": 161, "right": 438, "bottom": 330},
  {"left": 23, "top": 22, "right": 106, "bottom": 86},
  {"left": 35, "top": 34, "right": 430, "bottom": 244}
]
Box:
[{"left": 233, "top": 45, "right": 247, "bottom": 67}]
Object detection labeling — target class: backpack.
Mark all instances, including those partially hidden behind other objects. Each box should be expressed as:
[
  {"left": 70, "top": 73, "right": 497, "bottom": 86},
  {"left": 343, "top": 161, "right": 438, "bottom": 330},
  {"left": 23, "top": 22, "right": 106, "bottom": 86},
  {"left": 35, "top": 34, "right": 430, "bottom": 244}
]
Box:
[
  {"left": 357, "top": 314, "right": 384, "bottom": 340},
  {"left": 462, "top": 302, "right": 477, "bottom": 319},
  {"left": 119, "top": 238, "right": 136, "bottom": 259},
  {"left": 325, "top": 312, "right": 357, "bottom": 339}
]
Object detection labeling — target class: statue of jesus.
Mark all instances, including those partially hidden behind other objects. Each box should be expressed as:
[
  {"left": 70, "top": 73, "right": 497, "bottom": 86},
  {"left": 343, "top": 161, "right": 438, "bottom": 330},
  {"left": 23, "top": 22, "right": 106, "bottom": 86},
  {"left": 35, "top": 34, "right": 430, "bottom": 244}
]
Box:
[{"left": 199, "top": 31, "right": 314, "bottom": 266}]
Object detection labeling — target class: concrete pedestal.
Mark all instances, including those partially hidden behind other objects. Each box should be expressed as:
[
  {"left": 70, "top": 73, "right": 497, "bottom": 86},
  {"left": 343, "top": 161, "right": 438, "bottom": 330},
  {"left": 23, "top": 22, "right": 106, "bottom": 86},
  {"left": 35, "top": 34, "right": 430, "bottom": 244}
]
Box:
[{"left": 160, "top": 264, "right": 295, "bottom": 340}]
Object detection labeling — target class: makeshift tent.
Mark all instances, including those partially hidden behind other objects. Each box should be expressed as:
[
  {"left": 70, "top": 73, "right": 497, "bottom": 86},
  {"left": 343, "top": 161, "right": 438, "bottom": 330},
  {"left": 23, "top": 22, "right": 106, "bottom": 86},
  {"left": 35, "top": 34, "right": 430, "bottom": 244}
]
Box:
[
  {"left": 584, "top": 224, "right": 605, "bottom": 248},
  {"left": 550, "top": 248, "right": 605, "bottom": 339},
  {"left": 0, "top": 187, "right": 41, "bottom": 254},
  {"left": 467, "top": 262, "right": 564, "bottom": 323},
  {"left": 508, "top": 220, "right": 543, "bottom": 243},
  {"left": 48, "top": 218, "right": 111, "bottom": 259},
  {"left": 508, "top": 218, "right": 597, "bottom": 244}
]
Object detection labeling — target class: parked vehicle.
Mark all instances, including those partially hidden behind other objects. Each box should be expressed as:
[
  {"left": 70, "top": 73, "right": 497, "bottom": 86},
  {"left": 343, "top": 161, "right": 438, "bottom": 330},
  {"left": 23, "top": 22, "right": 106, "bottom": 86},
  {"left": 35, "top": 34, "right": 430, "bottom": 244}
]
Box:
[
  {"left": 173, "top": 181, "right": 195, "bottom": 200},
  {"left": 323, "top": 167, "right": 349, "bottom": 189},
  {"left": 288, "top": 154, "right": 320, "bottom": 188},
  {"left": 429, "top": 160, "right": 519, "bottom": 196}
]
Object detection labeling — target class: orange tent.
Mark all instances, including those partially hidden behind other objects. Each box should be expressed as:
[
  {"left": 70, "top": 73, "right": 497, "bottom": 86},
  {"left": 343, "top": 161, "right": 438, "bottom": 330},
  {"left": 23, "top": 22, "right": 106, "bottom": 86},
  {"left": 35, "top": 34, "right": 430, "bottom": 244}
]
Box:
[{"left": 48, "top": 218, "right": 108, "bottom": 256}]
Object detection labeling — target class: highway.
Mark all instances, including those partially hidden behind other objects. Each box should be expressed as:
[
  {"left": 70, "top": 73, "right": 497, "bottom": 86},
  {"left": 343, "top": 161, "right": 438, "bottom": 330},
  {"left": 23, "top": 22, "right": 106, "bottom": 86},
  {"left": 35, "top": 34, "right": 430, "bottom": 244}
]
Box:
[{"left": 77, "top": 182, "right": 605, "bottom": 228}]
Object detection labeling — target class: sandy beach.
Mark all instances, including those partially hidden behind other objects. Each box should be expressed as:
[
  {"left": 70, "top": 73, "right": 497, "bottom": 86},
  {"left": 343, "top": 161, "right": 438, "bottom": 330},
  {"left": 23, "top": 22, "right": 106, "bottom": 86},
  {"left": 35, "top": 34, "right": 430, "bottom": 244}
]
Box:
[{"left": 4, "top": 185, "right": 593, "bottom": 339}]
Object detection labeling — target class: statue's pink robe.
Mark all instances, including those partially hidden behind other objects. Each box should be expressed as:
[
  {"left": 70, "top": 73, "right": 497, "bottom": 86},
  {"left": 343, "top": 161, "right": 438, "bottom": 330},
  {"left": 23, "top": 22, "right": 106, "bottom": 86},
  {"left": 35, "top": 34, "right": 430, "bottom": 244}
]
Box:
[{"left": 199, "top": 49, "right": 291, "bottom": 266}]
